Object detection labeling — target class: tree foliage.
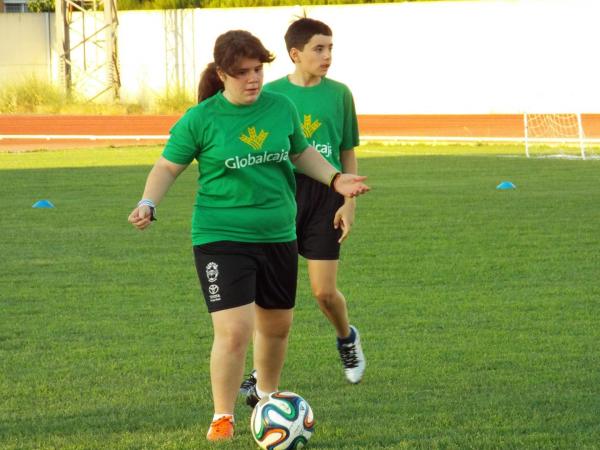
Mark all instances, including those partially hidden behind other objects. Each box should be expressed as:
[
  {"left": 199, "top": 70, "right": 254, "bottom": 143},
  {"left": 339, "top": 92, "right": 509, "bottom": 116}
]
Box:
[
  {"left": 27, "top": 0, "right": 55, "bottom": 12},
  {"left": 27, "top": 0, "right": 424, "bottom": 13},
  {"left": 117, "top": 0, "right": 415, "bottom": 11}
]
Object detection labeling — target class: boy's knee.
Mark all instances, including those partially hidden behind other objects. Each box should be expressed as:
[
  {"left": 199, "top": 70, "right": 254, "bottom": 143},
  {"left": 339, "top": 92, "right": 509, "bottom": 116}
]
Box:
[{"left": 313, "top": 288, "right": 338, "bottom": 308}]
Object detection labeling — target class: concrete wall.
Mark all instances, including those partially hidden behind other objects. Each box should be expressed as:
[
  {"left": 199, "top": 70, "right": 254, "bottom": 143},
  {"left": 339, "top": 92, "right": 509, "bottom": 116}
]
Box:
[
  {"left": 117, "top": 6, "right": 307, "bottom": 107},
  {"left": 2, "top": 1, "right": 600, "bottom": 114},
  {"left": 0, "top": 12, "right": 53, "bottom": 83}
]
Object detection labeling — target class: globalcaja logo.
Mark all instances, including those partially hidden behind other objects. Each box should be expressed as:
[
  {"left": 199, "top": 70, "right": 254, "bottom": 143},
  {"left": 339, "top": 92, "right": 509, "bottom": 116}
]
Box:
[
  {"left": 240, "top": 127, "right": 269, "bottom": 150},
  {"left": 301, "top": 114, "right": 321, "bottom": 138},
  {"left": 311, "top": 140, "right": 332, "bottom": 158},
  {"left": 225, "top": 149, "right": 290, "bottom": 169}
]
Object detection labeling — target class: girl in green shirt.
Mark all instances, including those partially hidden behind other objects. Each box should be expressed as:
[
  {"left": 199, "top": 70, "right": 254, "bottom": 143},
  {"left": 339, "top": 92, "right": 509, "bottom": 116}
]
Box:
[{"left": 128, "top": 30, "right": 369, "bottom": 443}]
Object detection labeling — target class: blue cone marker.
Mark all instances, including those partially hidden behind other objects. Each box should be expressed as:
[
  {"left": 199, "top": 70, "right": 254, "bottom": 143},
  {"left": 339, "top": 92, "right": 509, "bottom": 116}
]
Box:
[
  {"left": 32, "top": 199, "right": 55, "bottom": 208},
  {"left": 496, "top": 181, "right": 516, "bottom": 190}
]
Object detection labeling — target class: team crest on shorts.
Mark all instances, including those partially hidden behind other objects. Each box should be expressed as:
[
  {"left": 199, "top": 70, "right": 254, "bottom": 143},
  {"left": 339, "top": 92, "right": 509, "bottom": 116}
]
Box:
[{"left": 206, "top": 262, "right": 219, "bottom": 282}]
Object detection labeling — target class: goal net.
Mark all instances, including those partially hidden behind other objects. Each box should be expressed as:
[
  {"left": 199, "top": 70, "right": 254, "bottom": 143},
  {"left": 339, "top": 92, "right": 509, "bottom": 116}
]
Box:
[{"left": 524, "top": 113, "right": 594, "bottom": 159}]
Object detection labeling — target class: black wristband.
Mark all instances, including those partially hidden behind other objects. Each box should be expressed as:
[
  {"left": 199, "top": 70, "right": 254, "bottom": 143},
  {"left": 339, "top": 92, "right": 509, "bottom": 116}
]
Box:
[{"left": 329, "top": 172, "right": 341, "bottom": 190}]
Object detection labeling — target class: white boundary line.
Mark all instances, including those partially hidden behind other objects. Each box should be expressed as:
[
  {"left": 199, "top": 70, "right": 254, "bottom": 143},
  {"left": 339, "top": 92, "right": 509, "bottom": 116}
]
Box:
[
  {"left": 360, "top": 136, "right": 600, "bottom": 144},
  {"left": 0, "top": 134, "right": 170, "bottom": 140},
  {"left": 1, "top": 134, "right": 600, "bottom": 144}
]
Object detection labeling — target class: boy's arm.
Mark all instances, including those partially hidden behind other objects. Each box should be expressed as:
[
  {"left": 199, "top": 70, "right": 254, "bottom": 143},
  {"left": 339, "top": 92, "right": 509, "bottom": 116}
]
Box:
[{"left": 341, "top": 148, "right": 357, "bottom": 175}]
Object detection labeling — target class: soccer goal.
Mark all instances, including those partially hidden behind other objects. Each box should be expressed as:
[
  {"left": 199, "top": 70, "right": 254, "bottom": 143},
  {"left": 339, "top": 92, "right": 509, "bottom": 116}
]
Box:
[{"left": 524, "top": 113, "right": 593, "bottom": 159}]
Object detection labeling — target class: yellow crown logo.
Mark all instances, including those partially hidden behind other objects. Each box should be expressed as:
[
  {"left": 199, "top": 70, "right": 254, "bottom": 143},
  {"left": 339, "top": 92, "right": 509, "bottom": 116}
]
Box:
[
  {"left": 240, "top": 127, "right": 269, "bottom": 150},
  {"left": 301, "top": 114, "right": 321, "bottom": 138}
]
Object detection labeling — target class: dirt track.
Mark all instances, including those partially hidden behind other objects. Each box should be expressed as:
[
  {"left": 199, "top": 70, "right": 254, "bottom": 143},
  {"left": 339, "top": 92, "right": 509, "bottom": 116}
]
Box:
[{"left": 1, "top": 114, "right": 599, "bottom": 151}]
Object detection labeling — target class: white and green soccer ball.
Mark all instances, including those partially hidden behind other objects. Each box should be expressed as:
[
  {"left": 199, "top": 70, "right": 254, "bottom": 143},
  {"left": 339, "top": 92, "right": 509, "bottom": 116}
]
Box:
[{"left": 250, "top": 391, "right": 314, "bottom": 450}]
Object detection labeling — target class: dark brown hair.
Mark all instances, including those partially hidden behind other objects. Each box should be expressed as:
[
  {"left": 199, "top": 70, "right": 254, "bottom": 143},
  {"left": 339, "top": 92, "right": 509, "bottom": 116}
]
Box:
[
  {"left": 197, "top": 30, "right": 274, "bottom": 103},
  {"left": 284, "top": 18, "right": 332, "bottom": 59}
]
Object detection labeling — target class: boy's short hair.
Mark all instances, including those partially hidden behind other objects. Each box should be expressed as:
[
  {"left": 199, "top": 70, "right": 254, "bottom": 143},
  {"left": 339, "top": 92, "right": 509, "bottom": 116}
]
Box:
[{"left": 284, "top": 18, "right": 333, "bottom": 54}]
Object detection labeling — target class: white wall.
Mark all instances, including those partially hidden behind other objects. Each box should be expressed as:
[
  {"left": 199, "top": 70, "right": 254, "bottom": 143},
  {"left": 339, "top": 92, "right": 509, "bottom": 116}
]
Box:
[
  {"left": 2, "top": 1, "right": 600, "bottom": 114},
  {"left": 0, "top": 13, "right": 53, "bottom": 83},
  {"left": 117, "top": 6, "right": 304, "bottom": 107},
  {"left": 296, "top": 1, "right": 600, "bottom": 114}
]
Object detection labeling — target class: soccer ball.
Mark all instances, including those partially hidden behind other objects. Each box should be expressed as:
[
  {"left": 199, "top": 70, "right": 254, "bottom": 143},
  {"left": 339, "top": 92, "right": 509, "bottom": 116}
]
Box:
[{"left": 250, "top": 391, "right": 314, "bottom": 450}]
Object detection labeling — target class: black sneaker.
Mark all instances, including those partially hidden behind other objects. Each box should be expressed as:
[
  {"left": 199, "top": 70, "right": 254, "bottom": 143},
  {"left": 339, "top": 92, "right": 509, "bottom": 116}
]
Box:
[
  {"left": 337, "top": 325, "right": 366, "bottom": 384},
  {"left": 239, "top": 369, "right": 257, "bottom": 395},
  {"left": 245, "top": 384, "right": 260, "bottom": 408}
]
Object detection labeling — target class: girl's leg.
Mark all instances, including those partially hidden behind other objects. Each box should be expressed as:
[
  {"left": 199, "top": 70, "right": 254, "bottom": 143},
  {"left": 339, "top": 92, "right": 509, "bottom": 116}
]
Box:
[
  {"left": 210, "top": 303, "right": 254, "bottom": 413},
  {"left": 253, "top": 306, "right": 294, "bottom": 394}
]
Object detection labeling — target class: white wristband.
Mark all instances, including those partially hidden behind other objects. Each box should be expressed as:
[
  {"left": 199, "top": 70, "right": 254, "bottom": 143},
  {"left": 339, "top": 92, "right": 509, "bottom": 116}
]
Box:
[
  {"left": 137, "top": 199, "right": 157, "bottom": 221},
  {"left": 137, "top": 199, "right": 156, "bottom": 208}
]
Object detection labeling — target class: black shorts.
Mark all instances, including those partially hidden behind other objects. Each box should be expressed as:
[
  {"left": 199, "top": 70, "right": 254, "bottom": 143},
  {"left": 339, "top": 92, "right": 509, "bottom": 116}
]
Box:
[
  {"left": 295, "top": 173, "right": 344, "bottom": 260},
  {"left": 193, "top": 240, "right": 298, "bottom": 313}
]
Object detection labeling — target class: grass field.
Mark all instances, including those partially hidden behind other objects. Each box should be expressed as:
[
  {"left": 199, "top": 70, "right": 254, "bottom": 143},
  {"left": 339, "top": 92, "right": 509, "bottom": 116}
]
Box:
[{"left": 1, "top": 143, "right": 600, "bottom": 449}]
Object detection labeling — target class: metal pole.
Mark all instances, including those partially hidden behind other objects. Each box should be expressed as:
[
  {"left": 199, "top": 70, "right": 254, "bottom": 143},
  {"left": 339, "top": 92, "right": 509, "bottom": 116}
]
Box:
[
  {"left": 576, "top": 113, "right": 586, "bottom": 160},
  {"left": 55, "top": 0, "right": 72, "bottom": 97},
  {"left": 104, "top": 0, "right": 120, "bottom": 100}
]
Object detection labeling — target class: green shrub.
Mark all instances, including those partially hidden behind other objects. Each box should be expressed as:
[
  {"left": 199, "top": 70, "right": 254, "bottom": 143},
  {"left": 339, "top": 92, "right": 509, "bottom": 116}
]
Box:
[
  {"left": 0, "top": 78, "right": 149, "bottom": 115},
  {"left": 0, "top": 78, "right": 198, "bottom": 115},
  {"left": 27, "top": 0, "right": 55, "bottom": 12},
  {"left": 0, "top": 77, "right": 66, "bottom": 113}
]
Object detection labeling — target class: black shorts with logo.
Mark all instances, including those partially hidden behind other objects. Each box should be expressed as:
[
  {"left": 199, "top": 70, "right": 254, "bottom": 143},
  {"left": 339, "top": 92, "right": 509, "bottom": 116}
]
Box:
[
  {"left": 193, "top": 240, "right": 298, "bottom": 313},
  {"left": 295, "top": 173, "right": 344, "bottom": 260}
]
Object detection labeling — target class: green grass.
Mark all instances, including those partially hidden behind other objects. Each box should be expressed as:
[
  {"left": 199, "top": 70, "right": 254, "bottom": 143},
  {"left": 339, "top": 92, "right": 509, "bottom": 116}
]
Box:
[{"left": 1, "top": 144, "right": 600, "bottom": 449}]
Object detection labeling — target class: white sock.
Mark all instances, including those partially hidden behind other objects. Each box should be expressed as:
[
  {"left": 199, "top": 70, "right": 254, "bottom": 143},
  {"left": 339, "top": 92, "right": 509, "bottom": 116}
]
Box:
[{"left": 212, "top": 413, "right": 234, "bottom": 422}]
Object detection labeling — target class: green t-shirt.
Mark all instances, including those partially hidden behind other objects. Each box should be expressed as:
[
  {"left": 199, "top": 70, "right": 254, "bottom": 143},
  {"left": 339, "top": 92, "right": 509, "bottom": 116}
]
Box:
[
  {"left": 263, "top": 77, "right": 359, "bottom": 172},
  {"left": 162, "top": 91, "right": 309, "bottom": 245}
]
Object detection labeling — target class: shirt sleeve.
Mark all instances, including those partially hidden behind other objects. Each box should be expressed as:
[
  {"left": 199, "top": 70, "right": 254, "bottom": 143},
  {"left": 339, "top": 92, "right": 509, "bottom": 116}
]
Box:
[
  {"left": 341, "top": 85, "right": 360, "bottom": 151},
  {"left": 162, "top": 109, "right": 201, "bottom": 165}
]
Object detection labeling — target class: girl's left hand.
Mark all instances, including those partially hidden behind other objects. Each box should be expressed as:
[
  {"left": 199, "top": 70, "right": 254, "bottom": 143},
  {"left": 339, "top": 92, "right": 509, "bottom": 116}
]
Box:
[{"left": 333, "top": 174, "right": 370, "bottom": 198}]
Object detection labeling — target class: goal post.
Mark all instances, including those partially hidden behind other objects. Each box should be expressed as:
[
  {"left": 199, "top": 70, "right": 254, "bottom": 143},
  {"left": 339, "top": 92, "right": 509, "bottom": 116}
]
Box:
[{"left": 524, "top": 113, "right": 587, "bottom": 159}]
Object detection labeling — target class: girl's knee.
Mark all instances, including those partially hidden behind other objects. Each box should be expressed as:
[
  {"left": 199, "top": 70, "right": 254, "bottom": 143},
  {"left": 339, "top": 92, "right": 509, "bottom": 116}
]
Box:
[
  {"left": 214, "top": 326, "right": 252, "bottom": 352},
  {"left": 257, "top": 322, "right": 291, "bottom": 340}
]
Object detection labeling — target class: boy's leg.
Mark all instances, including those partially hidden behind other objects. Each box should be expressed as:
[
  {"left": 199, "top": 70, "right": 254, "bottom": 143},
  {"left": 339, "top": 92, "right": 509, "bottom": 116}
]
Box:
[
  {"left": 306, "top": 259, "right": 350, "bottom": 338},
  {"left": 307, "top": 259, "right": 365, "bottom": 384}
]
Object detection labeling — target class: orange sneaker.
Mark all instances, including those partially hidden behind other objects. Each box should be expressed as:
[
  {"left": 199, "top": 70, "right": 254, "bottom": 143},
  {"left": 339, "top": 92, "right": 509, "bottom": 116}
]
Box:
[{"left": 206, "top": 415, "right": 234, "bottom": 441}]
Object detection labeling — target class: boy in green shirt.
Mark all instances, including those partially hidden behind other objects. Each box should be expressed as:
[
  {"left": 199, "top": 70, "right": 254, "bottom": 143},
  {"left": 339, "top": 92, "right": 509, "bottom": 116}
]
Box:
[{"left": 242, "top": 18, "right": 366, "bottom": 402}]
